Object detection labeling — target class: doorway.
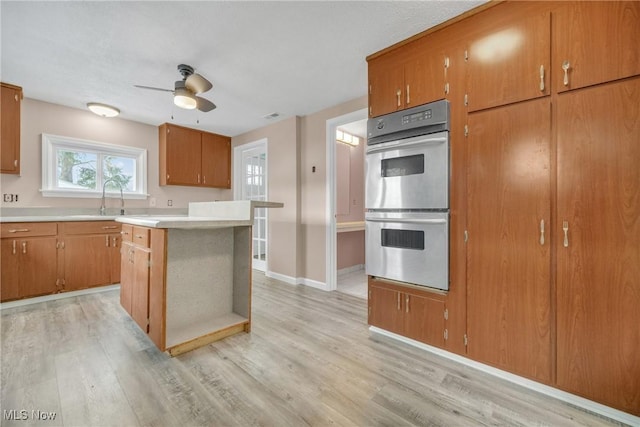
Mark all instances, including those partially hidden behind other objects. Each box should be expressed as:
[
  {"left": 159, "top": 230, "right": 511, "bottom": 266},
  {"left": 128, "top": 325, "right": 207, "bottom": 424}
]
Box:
[
  {"left": 325, "top": 109, "right": 368, "bottom": 297},
  {"left": 234, "top": 139, "right": 268, "bottom": 272}
]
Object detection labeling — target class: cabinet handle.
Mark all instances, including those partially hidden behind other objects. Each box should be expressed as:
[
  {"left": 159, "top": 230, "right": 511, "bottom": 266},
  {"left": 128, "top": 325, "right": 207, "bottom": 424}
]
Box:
[
  {"left": 539, "top": 65, "right": 545, "bottom": 92},
  {"left": 102, "top": 226, "right": 118, "bottom": 230},
  {"left": 135, "top": 234, "right": 144, "bottom": 239},
  {"left": 397, "top": 293, "right": 401, "bottom": 310},
  {"left": 14, "top": 94, "right": 19, "bottom": 102},
  {"left": 405, "top": 295, "right": 410, "bottom": 313},
  {"left": 112, "top": 237, "right": 118, "bottom": 247},
  {"left": 197, "top": 174, "right": 201, "bottom": 184},
  {"left": 8, "top": 228, "right": 30, "bottom": 233},
  {"left": 539, "top": 219, "right": 545, "bottom": 246},
  {"left": 203, "top": 175, "right": 206, "bottom": 184},
  {"left": 406, "top": 84, "right": 410, "bottom": 104},
  {"left": 396, "top": 89, "right": 402, "bottom": 108},
  {"left": 167, "top": 174, "right": 170, "bottom": 181},
  {"left": 22, "top": 241, "right": 27, "bottom": 254},
  {"left": 563, "top": 221, "right": 569, "bottom": 247},
  {"left": 105, "top": 235, "right": 110, "bottom": 247},
  {"left": 14, "top": 159, "right": 18, "bottom": 167},
  {"left": 12, "top": 240, "right": 16, "bottom": 255},
  {"left": 120, "top": 230, "right": 129, "bottom": 236},
  {"left": 562, "top": 60, "right": 570, "bottom": 86}
]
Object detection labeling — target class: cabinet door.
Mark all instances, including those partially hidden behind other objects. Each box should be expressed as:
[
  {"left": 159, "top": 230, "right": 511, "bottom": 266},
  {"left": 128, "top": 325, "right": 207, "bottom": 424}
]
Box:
[
  {"left": 403, "top": 39, "right": 445, "bottom": 109},
  {"left": 403, "top": 292, "right": 445, "bottom": 348},
  {"left": 556, "top": 77, "right": 640, "bottom": 415},
  {"left": 1, "top": 239, "right": 20, "bottom": 301},
  {"left": 466, "top": 98, "right": 551, "bottom": 383},
  {"left": 201, "top": 132, "right": 231, "bottom": 188},
  {"left": 368, "top": 284, "right": 403, "bottom": 335},
  {"left": 19, "top": 237, "right": 58, "bottom": 298},
  {"left": 368, "top": 51, "right": 405, "bottom": 117},
  {"left": 132, "top": 248, "right": 151, "bottom": 333},
  {"left": 1, "top": 83, "right": 21, "bottom": 174},
  {"left": 163, "top": 124, "right": 201, "bottom": 185},
  {"left": 120, "top": 241, "right": 134, "bottom": 315},
  {"left": 553, "top": 2, "right": 640, "bottom": 93},
  {"left": 467, "top": 12, "right": 550, "bottom": 112},
  {"left": 109, "top": 233, "right": 121, "bottom": 284},
  {"left": 63, "top": 234, "right": 112, "bottom": 291}
]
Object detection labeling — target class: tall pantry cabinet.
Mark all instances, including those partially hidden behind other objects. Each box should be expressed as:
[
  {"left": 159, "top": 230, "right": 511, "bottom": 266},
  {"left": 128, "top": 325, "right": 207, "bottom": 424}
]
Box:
[
  {"left": 367, "top": 0, "right": 640, "bottom": 416},
  {"left": 552, "top": 1, "right": 640, "bottom": 413}
]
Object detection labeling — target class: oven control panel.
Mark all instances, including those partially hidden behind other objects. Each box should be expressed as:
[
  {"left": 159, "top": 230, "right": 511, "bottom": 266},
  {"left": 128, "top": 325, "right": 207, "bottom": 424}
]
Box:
[
  {"left": 402, "top": 109, "right": 432, "bottom": 124},
  {"left": 367, "top": 99, "right": 449, "bottom": 145}
]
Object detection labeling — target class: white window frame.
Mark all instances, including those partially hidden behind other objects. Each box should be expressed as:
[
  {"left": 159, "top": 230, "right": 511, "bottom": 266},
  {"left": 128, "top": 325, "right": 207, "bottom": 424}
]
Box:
[{"left": 41, "top": 133, "right": 148, "bottom": 199}]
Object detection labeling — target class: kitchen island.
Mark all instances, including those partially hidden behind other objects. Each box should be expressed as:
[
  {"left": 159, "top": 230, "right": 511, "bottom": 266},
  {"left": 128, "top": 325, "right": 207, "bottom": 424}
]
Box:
[{"left": 116, "top": 200, "right": 282, "bottom": 356}]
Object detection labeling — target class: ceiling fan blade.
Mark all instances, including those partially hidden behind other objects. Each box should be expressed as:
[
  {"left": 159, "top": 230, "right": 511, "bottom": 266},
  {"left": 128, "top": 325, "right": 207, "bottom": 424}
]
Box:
[
  {"left": 185, "top": 73, "right": 213, "bottom": 94},
  {"left": 196, "top": 97, "right": 216, "bottom": 112},
  {"left": 134, "top": 84, "right": 174, "bottom": 93}
]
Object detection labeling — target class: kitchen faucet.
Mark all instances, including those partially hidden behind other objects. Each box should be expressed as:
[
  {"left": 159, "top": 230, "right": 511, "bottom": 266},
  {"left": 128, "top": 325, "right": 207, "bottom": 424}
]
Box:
[{"left": 99, "top": 178, "right": 125, "bottom": 216}]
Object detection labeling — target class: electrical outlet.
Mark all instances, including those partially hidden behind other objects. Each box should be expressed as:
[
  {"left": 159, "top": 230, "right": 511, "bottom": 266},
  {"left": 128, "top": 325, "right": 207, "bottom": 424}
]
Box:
[
  {"left": 149, "top": 197, "right": 156, "bottom": 207},
  {"left": 3, "top": 194, "right": 12, "bottom": 202},
  {"left": 167, "top": 199, "right": 173, "bottom": 207}
]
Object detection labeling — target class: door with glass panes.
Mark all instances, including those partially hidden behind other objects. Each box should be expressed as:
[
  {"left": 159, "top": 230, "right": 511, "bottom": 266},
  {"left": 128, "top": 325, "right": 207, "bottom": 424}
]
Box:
[{"left": 238, "top": 143, "right": 267, "bottom": 271}]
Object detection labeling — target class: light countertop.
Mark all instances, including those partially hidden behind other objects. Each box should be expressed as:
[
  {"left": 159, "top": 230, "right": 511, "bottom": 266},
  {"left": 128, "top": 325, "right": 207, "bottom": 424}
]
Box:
[{"left": 0, "top": 201, "right": 283, "bottom": 228}]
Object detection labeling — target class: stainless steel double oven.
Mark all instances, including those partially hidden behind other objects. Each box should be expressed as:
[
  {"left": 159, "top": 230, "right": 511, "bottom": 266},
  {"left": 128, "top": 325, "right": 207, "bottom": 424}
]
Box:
[{"left": 365, "top": 100, "right": 450, "bottom": 291}]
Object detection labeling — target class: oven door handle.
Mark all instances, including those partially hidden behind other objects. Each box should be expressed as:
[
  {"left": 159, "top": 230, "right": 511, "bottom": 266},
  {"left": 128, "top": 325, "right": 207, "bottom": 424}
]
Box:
[
  {"left": 365, "top": 218, "right": 447, "bottom": 225},
  {"left": 366, "top": 135, "right": 447, "bottom": 155}
]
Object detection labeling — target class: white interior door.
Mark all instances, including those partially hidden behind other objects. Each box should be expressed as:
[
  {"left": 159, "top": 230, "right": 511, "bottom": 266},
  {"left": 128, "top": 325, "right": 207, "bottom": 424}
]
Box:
[{"left": 235, "top": 140, "right": 268, "bottom": 271}]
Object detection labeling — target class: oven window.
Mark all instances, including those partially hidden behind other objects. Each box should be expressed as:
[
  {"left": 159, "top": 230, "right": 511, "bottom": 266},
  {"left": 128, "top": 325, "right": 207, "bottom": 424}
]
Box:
[
  {"left": 381, "top": 229, "right": 424, "bottom": 250},
  {"left": 381, "top": 154, "right": 424, "bottom": 177}
]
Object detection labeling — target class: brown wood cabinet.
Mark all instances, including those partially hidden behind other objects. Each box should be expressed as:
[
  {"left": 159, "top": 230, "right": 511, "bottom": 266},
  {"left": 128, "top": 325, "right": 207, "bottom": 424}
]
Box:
[
  {"left": 553, "top": 2, "right": 640, "bottom": 93},
  {"left": 60, "top": 221, "right": 121, "bottom": 291},
  {"left": 119, "top": 224, "right": 166, "bottom": 349},
  {"left": 368, "top": 38, "right": 445, "bottom": 117},
  {"left": 159, "top": 123, "right": 231, "bottom": 188},
  {"left": 466, "top": 11, "right": 551, "bottom": 112},
  {"left": 466, "top": 98, "right": 552, "bottom": 384},
  {"left": 1, "top": 223, "right": 58, "bottom": 301},
  {"left": 555, "top": 76, "right": 640, "bottom": 415},
  {"left": 369, "top": 279, "right": 446, "bottom": 348},
  {"left": 1, "top": 82, "right": 22, "bottom": 174}
]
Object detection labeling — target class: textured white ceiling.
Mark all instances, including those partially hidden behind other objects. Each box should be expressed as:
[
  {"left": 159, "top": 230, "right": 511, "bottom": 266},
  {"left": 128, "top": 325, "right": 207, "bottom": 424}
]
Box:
[{"left": 1, "top": 1, "right": 484, "bottom": 137}]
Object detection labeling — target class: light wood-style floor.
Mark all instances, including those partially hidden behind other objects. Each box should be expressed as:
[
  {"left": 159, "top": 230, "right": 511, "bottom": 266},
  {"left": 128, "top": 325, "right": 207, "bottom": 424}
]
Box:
[{"left": 1, "top": 272, "right": 627, "bottom": 427}]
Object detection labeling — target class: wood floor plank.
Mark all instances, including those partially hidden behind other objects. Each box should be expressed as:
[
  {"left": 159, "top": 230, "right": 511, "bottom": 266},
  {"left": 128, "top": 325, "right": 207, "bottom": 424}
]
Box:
[{"left": 0, "top": 271, "right": 630, "bottom": 426}]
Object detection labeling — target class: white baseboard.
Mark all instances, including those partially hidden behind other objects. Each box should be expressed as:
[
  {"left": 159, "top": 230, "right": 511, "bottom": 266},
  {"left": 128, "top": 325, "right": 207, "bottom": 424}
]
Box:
[
  {"left": 337, "top": 264, "right": 365, "bottom": 276},
  {"left": 265, "top": 271, "right": 330, "bottom": 291},
  {"left": 0, "top": 285, "right": 120, "bottom": 310},
  {"left": 369, "top": 326, "right": 639, "bottom": 426}
]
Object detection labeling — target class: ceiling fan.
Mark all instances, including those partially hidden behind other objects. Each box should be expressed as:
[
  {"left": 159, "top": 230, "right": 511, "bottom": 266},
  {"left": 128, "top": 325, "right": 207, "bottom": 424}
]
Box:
[{"left": 135, "top": 64, "right": 216, "bottom": 112}]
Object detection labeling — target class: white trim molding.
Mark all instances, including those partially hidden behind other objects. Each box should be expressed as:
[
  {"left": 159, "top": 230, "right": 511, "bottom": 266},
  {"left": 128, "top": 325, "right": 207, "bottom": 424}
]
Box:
[
  {"left": 265, "top": 271, "right": 330, "bottom": 291},
  {"left": 369, "top": 326, "right": 640, "bottom": 426}
]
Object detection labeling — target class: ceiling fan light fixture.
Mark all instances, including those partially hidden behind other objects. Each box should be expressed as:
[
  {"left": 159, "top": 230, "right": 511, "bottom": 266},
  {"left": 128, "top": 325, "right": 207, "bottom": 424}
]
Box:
[
  {"left": 174, "top": 88, "right": 197, "bottom": 110},
  {"left": 87, "top": 102, "right": 120, "bottom": 117}
]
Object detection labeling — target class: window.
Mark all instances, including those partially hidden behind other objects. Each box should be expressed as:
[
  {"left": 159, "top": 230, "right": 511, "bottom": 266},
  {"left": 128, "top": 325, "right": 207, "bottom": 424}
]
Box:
[{"left": 41, "top": 134, "right": 147, "bottom": 199}]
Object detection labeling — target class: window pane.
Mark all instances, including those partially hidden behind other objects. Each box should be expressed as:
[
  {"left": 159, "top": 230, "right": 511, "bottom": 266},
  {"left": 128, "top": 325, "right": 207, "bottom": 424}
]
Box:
[
  {"left": 56, "top": 149, "right": 97, "bottom": 190},
  {"left": 104, "top": 155, "right": 136, "bottom": 192}
]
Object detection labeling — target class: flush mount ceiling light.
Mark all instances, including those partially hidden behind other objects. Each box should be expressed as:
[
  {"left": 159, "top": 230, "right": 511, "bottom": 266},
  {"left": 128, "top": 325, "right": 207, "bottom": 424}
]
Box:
[
  {"left": 336, "top": 129, "right": 360, "bottom": 146},
  {"left": 87, "top": 103, "right": 120, "bottom": 118}
]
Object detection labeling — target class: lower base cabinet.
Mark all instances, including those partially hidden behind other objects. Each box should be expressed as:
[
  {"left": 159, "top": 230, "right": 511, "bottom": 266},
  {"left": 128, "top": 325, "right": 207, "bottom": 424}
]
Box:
[
  {"left": 368, "top": 278, "right": 446, "bottom": 348},
  {"left": 119, "top": 225, "right": 158, "bottom": 342}
]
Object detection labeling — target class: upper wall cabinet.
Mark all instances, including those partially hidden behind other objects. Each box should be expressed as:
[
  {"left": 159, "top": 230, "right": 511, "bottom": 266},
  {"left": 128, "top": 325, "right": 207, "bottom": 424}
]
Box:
[
  {"left": 553, "top": 1, "right": 640, "bottom": 93},
  {"left": 159, "top": 123, "right": 231, "bottom": 189},
  {"left": 466, "top": 11, "right": 550, "bottom": 112},
  {"left": 368, "top": 38, "right": 446, "bottom": 117},
  {"left": 1, "top": 82, "right": 22, "bottom": 175}
]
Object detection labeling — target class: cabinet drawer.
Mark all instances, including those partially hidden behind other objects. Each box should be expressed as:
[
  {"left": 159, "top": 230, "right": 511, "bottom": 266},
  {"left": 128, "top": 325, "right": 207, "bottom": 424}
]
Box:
[
  {"left": 1, "top": 222, "right": 57, "bottom": 238},
  {"left": 62, "top": 221, "right": 121, "bottom": 235},
  {"left": 121, "top": 224, "right": 133, "bottom": 242},
  {"left": 132, "top": 226, "right": 150, "bottom": 248}
]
